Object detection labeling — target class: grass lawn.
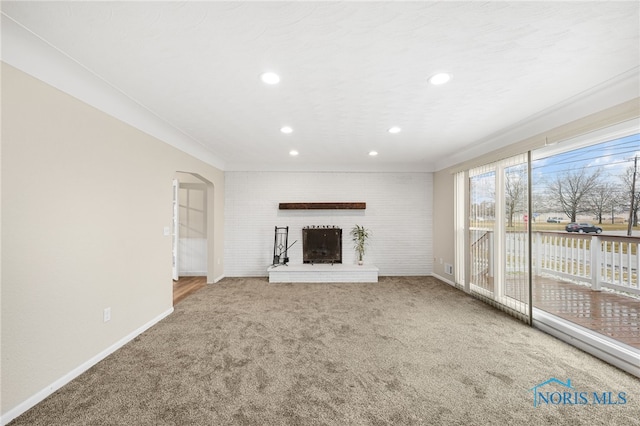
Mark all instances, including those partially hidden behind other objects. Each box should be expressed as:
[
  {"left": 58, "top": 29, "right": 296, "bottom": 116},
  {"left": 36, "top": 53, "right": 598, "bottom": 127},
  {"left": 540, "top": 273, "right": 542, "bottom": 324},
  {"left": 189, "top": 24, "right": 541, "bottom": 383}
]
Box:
[{"left": 471, "top": 221, "right": 639, "bottom": 233}]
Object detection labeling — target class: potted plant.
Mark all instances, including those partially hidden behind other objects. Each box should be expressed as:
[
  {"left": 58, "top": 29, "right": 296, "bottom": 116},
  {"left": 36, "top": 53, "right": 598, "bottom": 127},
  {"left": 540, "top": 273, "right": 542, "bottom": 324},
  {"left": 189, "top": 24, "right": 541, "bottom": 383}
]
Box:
[{"left": 350, "top": 224, "right": 370, "bottom": 265}]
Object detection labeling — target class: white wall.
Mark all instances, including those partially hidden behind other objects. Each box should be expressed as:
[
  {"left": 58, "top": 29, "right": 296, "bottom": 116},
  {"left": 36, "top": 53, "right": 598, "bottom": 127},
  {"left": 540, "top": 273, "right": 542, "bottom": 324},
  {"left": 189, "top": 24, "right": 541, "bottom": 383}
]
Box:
[
  {"left": 1, "top": 64, "right": 225, "bottom": 422},
  {"left": 225, "top": 171, "right": 432, "bottom": 276}
]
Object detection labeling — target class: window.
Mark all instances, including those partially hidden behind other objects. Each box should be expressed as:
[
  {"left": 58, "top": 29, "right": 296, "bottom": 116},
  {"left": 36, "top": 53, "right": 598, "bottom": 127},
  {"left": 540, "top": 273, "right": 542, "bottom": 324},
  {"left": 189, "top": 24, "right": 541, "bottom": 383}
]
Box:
[{"left": 454, "top": 122, "right": 639, "bottom": 374}]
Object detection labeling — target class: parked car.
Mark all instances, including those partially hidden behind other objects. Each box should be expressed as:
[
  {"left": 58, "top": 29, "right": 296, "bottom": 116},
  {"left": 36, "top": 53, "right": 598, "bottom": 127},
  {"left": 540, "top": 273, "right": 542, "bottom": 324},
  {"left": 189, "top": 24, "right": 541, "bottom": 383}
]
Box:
[
  {"left": 546, "top": 217, "right": 562, "bottom": 223},
  {"left": 565, "top": 222, "right": 602, "bottom": 234}
]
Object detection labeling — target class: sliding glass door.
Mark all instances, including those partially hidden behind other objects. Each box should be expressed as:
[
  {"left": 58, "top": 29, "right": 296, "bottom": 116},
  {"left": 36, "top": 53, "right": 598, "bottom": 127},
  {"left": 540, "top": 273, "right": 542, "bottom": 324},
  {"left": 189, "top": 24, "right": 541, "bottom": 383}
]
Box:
[
  {"left": 455, "top": 126, "right": 639, "bottom": 364},
  {"left": 467, "top": 154, "right": 530, "bottom": 321},
  {"left": 530, "top": 132, "right": 639, "bottom": 350},
  {"left": 469, "top": 166, "right": 496, "bottom": 296}
]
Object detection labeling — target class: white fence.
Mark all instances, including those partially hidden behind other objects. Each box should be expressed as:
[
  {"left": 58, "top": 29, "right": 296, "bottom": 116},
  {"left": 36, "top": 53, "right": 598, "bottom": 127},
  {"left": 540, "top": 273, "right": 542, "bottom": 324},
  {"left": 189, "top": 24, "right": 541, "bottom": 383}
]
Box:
[
  {"left": 534, "top": 232, "right": 639, "bottom": 296},
  {"left": 470, "top": 231, "right": 640, "bottom": 297}
]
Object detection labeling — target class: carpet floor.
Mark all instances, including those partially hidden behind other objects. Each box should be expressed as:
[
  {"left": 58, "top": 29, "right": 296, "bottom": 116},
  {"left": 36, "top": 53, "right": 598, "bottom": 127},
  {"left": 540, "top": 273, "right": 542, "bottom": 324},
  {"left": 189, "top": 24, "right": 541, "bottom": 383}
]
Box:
[{"left": 10, "top": 276, "right": 640, "bottom": 425}]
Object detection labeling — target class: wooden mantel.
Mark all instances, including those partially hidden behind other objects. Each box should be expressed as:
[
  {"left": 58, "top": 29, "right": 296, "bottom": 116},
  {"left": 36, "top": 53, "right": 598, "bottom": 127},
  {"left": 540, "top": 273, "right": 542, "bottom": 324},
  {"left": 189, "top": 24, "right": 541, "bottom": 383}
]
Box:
[{"left": 279, "top": 202, "right": 366, "bottom": 210}]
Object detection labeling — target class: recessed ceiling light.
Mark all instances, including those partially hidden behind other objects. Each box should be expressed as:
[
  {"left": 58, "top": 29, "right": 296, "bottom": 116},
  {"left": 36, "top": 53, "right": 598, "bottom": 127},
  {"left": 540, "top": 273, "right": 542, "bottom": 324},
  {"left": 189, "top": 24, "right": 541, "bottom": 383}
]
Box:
[
  {"left": 289, "top": 150, "right": 299, "bottom": 156},
  {"left": 388, "top": 126, "right": 401, "bottom": 134},
  {"left": 369, "top": 151, "right": 378, "bottom": 156},
  {"left": 260, "top": 72, "right": 280, "bottom": 85},
  {"left": 428, "top": 72, "right": 451, "bottom": 85},
  {"left": 280, "top": 126, "right": 293, "bottom": 134}
]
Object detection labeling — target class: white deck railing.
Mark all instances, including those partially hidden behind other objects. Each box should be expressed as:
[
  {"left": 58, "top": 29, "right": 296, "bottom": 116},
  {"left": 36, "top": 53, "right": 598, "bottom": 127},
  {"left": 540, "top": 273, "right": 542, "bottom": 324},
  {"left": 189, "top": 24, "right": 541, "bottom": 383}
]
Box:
[
  {"left": 533, "top": 232, "right": 639, "bottom": 296},
  {"left": 470, "top": 231, "right": 640, "bottom": 297}
]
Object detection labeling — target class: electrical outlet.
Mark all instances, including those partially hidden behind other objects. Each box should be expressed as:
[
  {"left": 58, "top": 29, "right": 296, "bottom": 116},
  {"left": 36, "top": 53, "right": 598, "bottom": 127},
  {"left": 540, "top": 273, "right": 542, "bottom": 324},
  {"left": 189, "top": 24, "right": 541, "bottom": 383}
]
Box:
[{"left": 103, "top": 307, "right": 111, "bottom": 323}]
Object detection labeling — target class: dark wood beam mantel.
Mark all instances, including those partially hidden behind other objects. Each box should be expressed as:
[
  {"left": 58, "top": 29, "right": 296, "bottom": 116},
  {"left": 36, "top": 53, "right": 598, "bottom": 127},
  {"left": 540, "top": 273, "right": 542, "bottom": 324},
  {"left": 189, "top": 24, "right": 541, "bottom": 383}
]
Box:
[{"left": 279, "top": 202, "right": 366, "bottom": 210}]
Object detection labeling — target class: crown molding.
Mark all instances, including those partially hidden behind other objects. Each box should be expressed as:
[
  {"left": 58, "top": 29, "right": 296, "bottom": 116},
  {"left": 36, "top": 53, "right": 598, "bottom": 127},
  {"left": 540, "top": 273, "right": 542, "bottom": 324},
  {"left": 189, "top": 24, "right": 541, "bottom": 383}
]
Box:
[
  {"left": 1, "top": 13, "right": 226, "bottom": 170},
  {"left": 435, "top": 67, "right": 640, "bottom": 172}
]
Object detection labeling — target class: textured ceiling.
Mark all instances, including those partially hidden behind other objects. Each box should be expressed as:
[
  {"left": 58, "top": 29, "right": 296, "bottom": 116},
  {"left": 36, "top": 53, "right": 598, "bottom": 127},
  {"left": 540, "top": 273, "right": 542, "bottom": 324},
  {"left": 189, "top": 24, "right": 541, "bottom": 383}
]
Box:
[{"left": 2, "top": 1, "right": 639, "bottom": 171}]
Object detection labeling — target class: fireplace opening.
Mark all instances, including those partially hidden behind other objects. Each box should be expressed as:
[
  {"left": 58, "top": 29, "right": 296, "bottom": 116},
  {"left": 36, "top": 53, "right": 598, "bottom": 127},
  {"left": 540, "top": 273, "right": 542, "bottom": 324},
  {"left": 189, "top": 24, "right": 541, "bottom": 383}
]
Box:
[{"left": 302, "top": 226, "right": 342, "bottom": 264}]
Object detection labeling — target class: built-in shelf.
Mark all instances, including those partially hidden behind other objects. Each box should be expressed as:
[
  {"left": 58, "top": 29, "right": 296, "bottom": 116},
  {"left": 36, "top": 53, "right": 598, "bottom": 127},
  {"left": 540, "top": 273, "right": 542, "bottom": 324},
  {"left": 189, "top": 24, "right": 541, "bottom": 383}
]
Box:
[{"left": 279, "top": 202, "right": 366, "bottom": 210}]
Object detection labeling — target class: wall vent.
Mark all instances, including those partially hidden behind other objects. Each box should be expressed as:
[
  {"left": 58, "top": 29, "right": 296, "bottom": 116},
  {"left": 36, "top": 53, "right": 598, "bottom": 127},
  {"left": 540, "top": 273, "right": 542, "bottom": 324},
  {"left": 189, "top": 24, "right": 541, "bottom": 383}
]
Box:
[{"left": 445, "top": 263, "right": 454, "bottom": 275}]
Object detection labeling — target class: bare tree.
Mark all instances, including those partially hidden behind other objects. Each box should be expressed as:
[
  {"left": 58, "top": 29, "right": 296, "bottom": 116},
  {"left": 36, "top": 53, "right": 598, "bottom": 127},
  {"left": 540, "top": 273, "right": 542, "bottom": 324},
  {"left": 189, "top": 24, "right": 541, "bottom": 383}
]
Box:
[
  {"left": 605, "top": 190, "right": 625, "bottom": 224},
  {"left": 471, "top": 200, "right": 495, "bottom": 221},
  {"left": 548, "top": 167, "right": 602, "bottom": 222},
  {"left": 531, "top": 189, "right": 556, "bottom": 216},
  {"left": 505, "top": 165, "right": 527, "bottom": 227},
  {"left": 620, "top": 162, "right": 639, "bottom": 229},
  {"left": 587, "top": 181, "right": 615, "bottom": 224}
]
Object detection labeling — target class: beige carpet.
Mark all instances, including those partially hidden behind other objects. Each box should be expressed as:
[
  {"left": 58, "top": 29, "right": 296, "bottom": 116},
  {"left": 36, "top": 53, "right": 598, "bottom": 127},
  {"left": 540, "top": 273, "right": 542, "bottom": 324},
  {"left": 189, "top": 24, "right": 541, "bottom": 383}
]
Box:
[{"left": 10, "top": 276, "right": 640, "bottom": 425}]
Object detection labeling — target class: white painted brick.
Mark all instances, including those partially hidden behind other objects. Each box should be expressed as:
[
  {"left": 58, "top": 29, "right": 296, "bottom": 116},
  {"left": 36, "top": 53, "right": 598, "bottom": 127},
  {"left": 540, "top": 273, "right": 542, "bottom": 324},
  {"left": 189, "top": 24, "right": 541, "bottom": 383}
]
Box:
[
  {"left": 224, "top": 171, "right": 433, "bottom": 276},
  {"left": 268, "top": 264, "right": 379, "bottom": 283}
]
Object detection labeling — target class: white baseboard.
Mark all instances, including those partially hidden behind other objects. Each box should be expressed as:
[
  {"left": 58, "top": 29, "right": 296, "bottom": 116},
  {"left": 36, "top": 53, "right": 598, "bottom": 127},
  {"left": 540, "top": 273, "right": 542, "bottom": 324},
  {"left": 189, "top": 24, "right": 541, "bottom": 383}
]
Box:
[
  {"left": 213, "top": 274, "right": 225, "bottom": 283},
  {"left": 1, "top": 307, "right": 174, "bottom": 426},
  {"left": 431, "top": 273, "right": 456, "bottom": 287}
]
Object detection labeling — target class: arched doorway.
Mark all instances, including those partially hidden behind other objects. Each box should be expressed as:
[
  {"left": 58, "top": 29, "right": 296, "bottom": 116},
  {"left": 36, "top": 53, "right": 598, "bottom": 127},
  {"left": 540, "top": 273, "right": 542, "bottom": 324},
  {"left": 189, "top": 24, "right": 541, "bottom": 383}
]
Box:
[{"left": 172, "top": 172, "right": 215, "bottom": 304}]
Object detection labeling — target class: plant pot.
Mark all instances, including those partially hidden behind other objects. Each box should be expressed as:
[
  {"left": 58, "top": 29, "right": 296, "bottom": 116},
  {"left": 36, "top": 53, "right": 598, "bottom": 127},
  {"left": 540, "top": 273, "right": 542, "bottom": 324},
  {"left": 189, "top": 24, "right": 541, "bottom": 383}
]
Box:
[{"left": 358, "top": 260, "right": 364, "bottom": 265}]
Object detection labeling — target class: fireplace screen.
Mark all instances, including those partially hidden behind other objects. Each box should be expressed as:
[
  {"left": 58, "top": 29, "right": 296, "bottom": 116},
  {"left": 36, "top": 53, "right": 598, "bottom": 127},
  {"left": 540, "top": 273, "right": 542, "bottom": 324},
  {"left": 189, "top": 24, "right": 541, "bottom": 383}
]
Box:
[{"left": 302, "top": 227, "right": 342, "bottom": 264}]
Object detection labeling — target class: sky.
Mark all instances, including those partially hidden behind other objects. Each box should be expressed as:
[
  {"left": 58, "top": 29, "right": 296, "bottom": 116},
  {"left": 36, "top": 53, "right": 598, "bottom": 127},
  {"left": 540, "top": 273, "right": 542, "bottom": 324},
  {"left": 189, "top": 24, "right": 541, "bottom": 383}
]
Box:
[
  {"left": 531, "top": 133, "right": 640, "bottom": 194},
  {"left": 469, "top": 133, "right": 639, "bottom": 212}
]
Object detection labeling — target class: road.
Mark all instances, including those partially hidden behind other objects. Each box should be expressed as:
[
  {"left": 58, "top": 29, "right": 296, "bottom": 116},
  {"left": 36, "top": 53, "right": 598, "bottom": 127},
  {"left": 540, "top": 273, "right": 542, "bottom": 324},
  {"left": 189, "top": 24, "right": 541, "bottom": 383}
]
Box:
[{"left": 544, "top": 229, "right": 639, "bottom": 237}]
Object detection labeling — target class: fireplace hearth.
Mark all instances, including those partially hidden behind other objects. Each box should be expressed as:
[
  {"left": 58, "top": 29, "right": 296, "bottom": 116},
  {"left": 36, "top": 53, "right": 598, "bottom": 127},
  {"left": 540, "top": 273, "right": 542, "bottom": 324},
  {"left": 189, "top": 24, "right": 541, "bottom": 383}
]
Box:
[{"left": 302, "top": 226, "right": 342, "bottom": 264}]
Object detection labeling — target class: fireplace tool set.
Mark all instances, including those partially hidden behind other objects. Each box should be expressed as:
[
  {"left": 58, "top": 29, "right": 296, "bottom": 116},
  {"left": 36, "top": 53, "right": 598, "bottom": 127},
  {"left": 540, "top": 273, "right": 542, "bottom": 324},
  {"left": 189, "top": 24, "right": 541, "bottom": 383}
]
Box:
[{"left": 272, "top": 226, "right": 296, "bottom": 267}]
